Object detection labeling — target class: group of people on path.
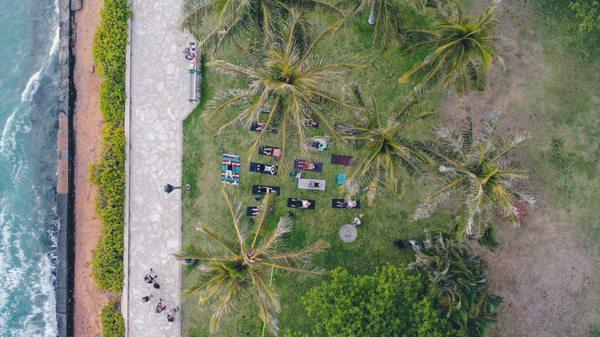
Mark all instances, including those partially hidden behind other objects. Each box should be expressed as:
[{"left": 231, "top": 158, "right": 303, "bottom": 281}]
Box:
[{"left": 142, "top": 268, "right": 179, "bottom": 322}]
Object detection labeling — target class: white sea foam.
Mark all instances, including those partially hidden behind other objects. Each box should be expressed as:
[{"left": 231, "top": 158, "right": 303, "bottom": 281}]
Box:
[
  {"left": 0, "top": 107, "right": 20, "bottom": 154},
  {"left": 20, "top": 22, "right": 59, "bottom": 104},
  {"left": 0, "top": 202, "right": 27, "bottom": 332},
  {"left": 18, "top": 254, "right": 58, "bottom": 337},
  {"left": 0, "top": 193, "right": 59, "bottom": 336}
]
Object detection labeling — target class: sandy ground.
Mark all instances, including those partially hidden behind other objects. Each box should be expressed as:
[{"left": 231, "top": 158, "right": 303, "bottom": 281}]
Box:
[
  {"left": 72, "top": 0, "right": 108, "bottom": 336},
  {"left": 440, "top": 0, "right": 600, "bottom": 336}
]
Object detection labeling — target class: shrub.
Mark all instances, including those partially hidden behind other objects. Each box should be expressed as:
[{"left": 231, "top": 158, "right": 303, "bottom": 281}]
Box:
[
  {"left": 93, "top": 0, "right": 130, "bottom": 124},
  {"left": 100, "top": 301, "right": 125, "bottom": 337},
  {"left": 90, "top": 0, "right": 129, "bottom": 294},
  {"left": 294, "top": 266, "right": 463, "bottom": 337},
  {"left": 569, "top": 0, "right": 600, "bottom": 31},
  {"left": 411, "top": 229, "right": 502, "bottom": 337}
]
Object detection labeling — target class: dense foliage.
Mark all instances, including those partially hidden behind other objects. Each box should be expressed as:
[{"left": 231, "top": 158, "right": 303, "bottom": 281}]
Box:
[
  {"left": 90, "top": 0, "right": 129, "bottom": 295},
  {"left": 100, "top": 301, "right": 126, "bottom": 337},
  {"left": 285, "top": 266, "right": 463, "bottom": 337},
  {"left": 411, "top": 227, "right": 502, "bottom": 337},
  {"left": 569, "top": 0, "right": 600, "bottom": 31}
]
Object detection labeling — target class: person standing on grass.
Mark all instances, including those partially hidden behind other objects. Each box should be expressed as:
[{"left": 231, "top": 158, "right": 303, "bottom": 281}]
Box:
[{"left": 352, "top": 213, "right": 364, "bottom": 227}]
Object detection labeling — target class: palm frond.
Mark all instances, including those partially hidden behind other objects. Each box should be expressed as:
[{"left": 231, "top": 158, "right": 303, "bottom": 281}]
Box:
[
  {"left": 254, "top": 216, "right": 293, "bottom": 257},
  {"left": 250, "top": 193, "right": 276, "bottom": 249}
]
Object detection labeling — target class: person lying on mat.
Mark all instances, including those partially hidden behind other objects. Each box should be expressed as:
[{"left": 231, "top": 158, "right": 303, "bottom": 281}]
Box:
[
  {"left": 258, "top": 186, "right": 274, "bottom": 194},
  {"left": 255, "top": 122, "right": 266, "bottom": 131},
  {"left": 290, "top": 199, "right": 312, "bottom": 208},
  {"left": 255, "top": 122, "right": 276, "bottom": 132},
  {"left": 336, "top": 200, "right": 358, "bottom": 208},
  {"left": 303, "top": 118, "right": 319, "bottom": 127},
  {"left": 261, "top": 147, "right": 273, "bottom": 156},
  {"left": 250, "top": 207, "right": 260, "bottom": 216},
  {"left": 298, "top": 161, "right": 315, "bottom": 170},
  {"left": 312, "top": 181, "right": 321, "bottom": 188},
  {"left": 264, "top": 164, "right": 277, "bottom": 175},
  {"left": 224, "top": 161, "right": 234, "bottom": 178},
  {"left": 310, "top": 138, "right": 328, "bottom": 151}
]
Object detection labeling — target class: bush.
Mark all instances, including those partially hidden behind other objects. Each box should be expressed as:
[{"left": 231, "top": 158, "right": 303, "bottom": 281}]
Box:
[
  {"left": 292, "top": 266, "right": 463, "bottom": 337},
  {"left": 569, "top": 0, "right": 600, "bottom": 31},
  {"left": 90, "top": 0, "right": 129, "bottom": 294},
  {"left": 100, "top": 301, "right": 125, "bottom": 337},
  {"left": 411, "top": 229, "right": 502, "bottom": 337},
  {"left": 93, "top": 0, "right": 130, "bottom": 124}
]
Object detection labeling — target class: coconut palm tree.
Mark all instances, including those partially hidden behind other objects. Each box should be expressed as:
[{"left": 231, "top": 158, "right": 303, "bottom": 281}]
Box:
[
  {"left": 175, "top": 192, "right": 328, "bottom": 335},
  {"left": 341, "top": 0, "right": 404, "bottom": 51},
  {"left": 180, "top": 0, "right": 342, "bottom": 51},
  {"left": 410, "top": 226, "right": 503, "bottom": 337},
  {"left": 343, "top": 86, "right": 432, "bottom": 205},
  {"left": 398, "top": 4, "right": 498, "bottom": 93},
  {"left": 413, "top": 110, "right": 535, "bottom": 236},
  {"left": 206, "top": 12, "right": 360, "bottom": 163}
]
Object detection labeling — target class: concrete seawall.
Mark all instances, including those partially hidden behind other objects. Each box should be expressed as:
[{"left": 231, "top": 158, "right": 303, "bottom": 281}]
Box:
[{"left": 56, "top": 0, "right": 77, "bottom": 336}]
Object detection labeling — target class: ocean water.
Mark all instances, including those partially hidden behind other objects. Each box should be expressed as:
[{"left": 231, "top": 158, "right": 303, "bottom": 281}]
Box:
[{"left": 0, "top": 0, "right": 60, "bottom": 336}]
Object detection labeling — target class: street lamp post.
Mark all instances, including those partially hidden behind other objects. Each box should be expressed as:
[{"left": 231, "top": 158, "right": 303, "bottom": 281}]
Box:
[{"left": 164, "top": 183, "right": 191, "bottom": 193}]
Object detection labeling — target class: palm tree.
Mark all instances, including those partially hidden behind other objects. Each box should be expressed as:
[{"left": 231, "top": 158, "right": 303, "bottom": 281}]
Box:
[
  {"left": 410, "top": 226, "right": 503, "bottom": 337},
  {"left": 180, "top": 0, "right": 342, "bottom": 51},
  {"left": 175, "top": 192, "right": 328, "bottom": 335},
  {"left": 343, "top": 86, "right": 432, "bottom": 205},
  {"left": 413, "top": 109, "right": 535, "bottom": 236},
  {"left": 206, "top": 12, "right": 360, "bottom": 163},
  {"left": 342, "top": 0, "right": 404, "bottom": 51},
  {"left": 398, "top": 4, "right": 498, "bottom": 93}
]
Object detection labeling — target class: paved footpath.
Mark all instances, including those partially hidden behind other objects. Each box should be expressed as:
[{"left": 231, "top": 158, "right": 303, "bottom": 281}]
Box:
[{"left": 124, "top": 0, "right": 192, "bottom": 336}]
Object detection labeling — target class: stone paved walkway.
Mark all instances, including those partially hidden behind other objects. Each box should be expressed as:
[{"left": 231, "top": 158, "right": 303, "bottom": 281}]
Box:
[{"left": 125, "top": 0, "right": 192, "bottom": 336}]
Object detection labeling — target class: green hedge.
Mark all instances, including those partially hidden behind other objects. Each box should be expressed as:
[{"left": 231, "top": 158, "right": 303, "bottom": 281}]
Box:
[
  {"left": 90, "top": 0, "right": 129, "bottom": 295},
  {"left": 93, "top": 0, "right": 130, "bottom": 124},
  {"left": 100, "top": 301, "right": 125, "bottom": 337}
]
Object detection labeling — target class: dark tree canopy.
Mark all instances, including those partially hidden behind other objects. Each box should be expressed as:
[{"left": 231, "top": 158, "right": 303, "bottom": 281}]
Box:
[{"left": 285, "top": 266, "right": 463, "bottom": 337}]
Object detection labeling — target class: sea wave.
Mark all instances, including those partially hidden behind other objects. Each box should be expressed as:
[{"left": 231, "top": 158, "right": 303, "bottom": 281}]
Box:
[
  {"left": 0, "top": 191, "right": 59, "bottom": 336},
  {"left": 0, "top": 0, "right": 60, "bottom": 155},
  {"left": 0, "top": 107, "right": 20, "bottom": 155},
  {"left": 20, "top": 16, "right": 59, "bottom": 104}
]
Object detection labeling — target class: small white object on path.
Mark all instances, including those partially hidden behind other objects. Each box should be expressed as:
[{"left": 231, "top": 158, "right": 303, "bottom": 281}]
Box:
[{"left": 124, "top": 0, "right": 193, "bottom": 336}]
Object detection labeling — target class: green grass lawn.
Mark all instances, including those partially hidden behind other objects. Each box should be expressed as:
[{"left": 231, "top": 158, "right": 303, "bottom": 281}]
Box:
[
  {"left": 181, "top": 0, "right": 600, "bottom": 335},
  {"left": 181, "top": 8, "right": 457, "bottom": 337}
]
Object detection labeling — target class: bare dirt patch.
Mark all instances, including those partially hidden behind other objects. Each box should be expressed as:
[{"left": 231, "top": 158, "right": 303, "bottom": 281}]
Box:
[
  {"left": 481, "top": 206, "right": 597, "bottom": 337},
  {"left": 72, "top": 0, "right": 108, "bottom": 335}
]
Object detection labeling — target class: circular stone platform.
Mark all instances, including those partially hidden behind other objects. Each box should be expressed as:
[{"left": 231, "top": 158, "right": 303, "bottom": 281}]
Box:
[{"left": 339, "top": 224, "right": 357, "bottom": 243}]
